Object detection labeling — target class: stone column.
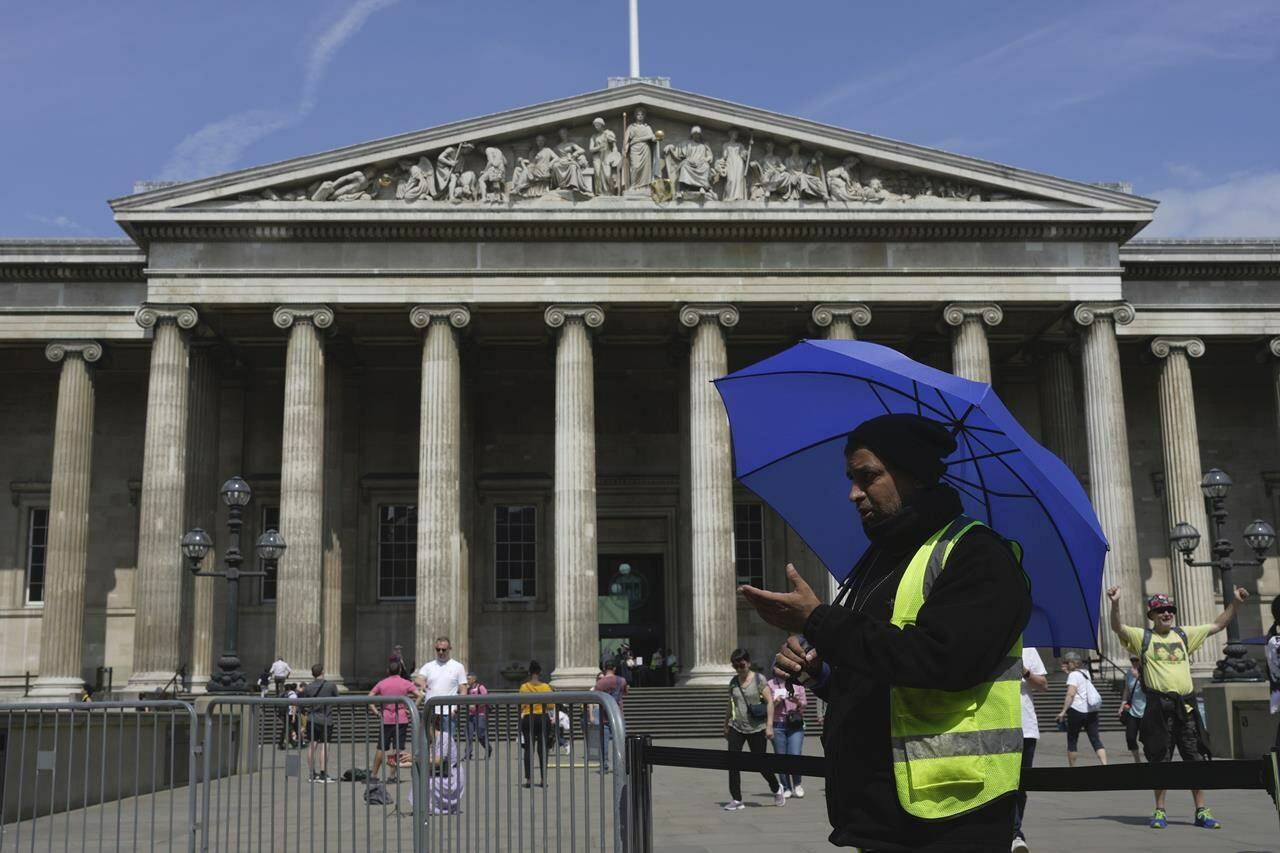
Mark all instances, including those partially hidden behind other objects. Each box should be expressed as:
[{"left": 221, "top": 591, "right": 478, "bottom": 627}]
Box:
[
  {"left": 811, "top": 303, "right": 871, "bottom": 342},
  {"left": 1152, "top": 337, "right": 1222, "bottom": 674},
  {"left": 813, "top": 303, "right": 872, "bottom": 603},
  {"left": 1271, "top": 338, "right": 1280, "bottom": 449},
  {"left": 679, "top": 304, "right": 740, "bottom": 685},
  {"left": 128, "top": 305, "right": 198, "bottom": 692},
  {"left": 943, "top": 303, "right": 1003, "bottom": 383},
  {"left": 29, "top": 341, "right": 102, "bottom": 699},
  {"left": 320, "top": 360, "right": 347, "bottom": 686},
  {"left": 545, "top": 305, "right": 605, "bottom": 687},
  {"left": 409, "top": 305, "right": 470, "bottom": 668},
  {"left": 1073, "top": 302, "right": 1141, "bottom": 662},
  {"left": 184, "top": 346, "right": 220, "bottom": 692},
  {"left": 1036, "top": 343, "right": 1086, "bottom": 478},
  {"left": 272, "top": 305, "right": 332, "bottom": 675}
]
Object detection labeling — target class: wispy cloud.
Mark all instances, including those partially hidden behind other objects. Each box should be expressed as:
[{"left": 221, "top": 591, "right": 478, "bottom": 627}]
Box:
[
  {"left": 1166, "top": 162, "right": 1204, "bottom": 182},
  {"left": 157, "top": 0, "right": 399, "bottom": 182},
  {"left": 27, "top": 213, "right": 88, "bottom": 233},
  {"left": 1144, "top": 171, "right": 1280, "bottom": 237}
]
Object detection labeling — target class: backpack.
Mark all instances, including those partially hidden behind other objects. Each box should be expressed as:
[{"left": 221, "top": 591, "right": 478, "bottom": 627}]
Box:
[
  {"left": 1077, "top": 671, "right": 1102, "bottom": 712},
  {"left": 363, "top": 779, "right": 393, "bottom": 805},
  {"left": 341, "top": 768, "right": 369, "bottom": 782}
]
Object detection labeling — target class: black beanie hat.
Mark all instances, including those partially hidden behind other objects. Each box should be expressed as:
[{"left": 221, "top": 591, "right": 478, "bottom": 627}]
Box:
[{"left": 844, "top": 414, "right": 957, "bottom": 485}]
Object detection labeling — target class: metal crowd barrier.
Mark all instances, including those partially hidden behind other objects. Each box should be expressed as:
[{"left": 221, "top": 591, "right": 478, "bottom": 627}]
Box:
[{"left": 0, "top": 699, "right": 199, "bottom": 853}]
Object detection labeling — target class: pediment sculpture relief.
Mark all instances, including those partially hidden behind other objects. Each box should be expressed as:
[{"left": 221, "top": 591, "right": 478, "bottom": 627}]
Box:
[{"left": 242, "top": 110, "right": 1012, "bottom": 207}]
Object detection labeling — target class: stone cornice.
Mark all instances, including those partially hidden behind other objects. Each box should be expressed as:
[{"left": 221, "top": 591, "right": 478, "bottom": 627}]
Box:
[
  {"left": 45, "top": 340, "right": 103, "bottom": 363},
  {"left": 544, "top": 304, "right": 605, "bottom": 329},
  {"left": 135, "top": 304, "right": 198, "bottom": 330},
  {"left": 272, "top": 305, "right": 334, "bottom": 329},
  {"left": 1072, "top": 301, "right": 1135, "bottom": 327},
  {"left": 679, "top": 304, "right": 740, "bottom": 328},
  {"left": 409, "top": 304, "right": 471, "bottom": 329},
  {"left": 1122, "top": 261, "right": 1280, "bottom": 280},
  {"left": 943, "top": 302, "right": 1003, "bottom": 327},
  {"left": 811, "top": 303, "right": 872, "bottom": 328},
  {"left": 1150, "top": 337, "right": 1205, "bottom": 359}
]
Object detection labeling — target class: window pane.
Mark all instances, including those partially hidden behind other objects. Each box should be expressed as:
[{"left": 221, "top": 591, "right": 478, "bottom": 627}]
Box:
[
  {"left": 733, "top": 503, "right": 765, "bottom": 588},
  {"left": 495, "top": 504, "right": 536, "bottom": 599},
  {"left": 26, "top": 507, "right": 50, "bottom": 604},
  {"left": 378, "top": 505, "right": 417, "bottom": 600}
]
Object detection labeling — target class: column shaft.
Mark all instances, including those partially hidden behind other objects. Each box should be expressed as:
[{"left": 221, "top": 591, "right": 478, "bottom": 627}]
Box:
[
  {"left": 184, "top": 347, "right": 220, "bottom": 691},
  {"left": 1037, "top": 346, "right": 1086, "bottom": 477},
  {"left": 275, "top": 313, "right": 327, "bottom": 673},
  {"left": 31, "top": 344, "right": 99, "bottom": 698},
  {"left": 944, "top": 304, "right": 1002, "bottom": 384},
  {"left": 548, "top": 307, "right": 602, "bottom": 687},
  {"left": 1076, "top": 305, "right": 1142, "bottom": 662},
  {"left": 130, "top": 312, "right": 194, "bottom": 690},
  {"left": 321, "top": 363, "right": 346, "bottom": 684},
  {"left": 1154, "top": 339, "right": 1221, "bottom": 673}
]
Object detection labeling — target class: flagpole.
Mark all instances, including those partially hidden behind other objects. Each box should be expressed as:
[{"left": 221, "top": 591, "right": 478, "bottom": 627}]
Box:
[{"left": 629, "top": 0, "right": 640, "bottom": 78}]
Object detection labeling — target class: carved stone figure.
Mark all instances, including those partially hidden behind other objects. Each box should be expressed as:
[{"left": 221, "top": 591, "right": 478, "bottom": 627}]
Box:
[
  {"left": 396, "top": 156, "right": 437, "bottom": 202},
  {"left": 623, "top": 108, "right": 656, "bottom": 189},
  {"left": 589, "top": 118, "right": 622, "bottom": 196},
  {"left": 551, "top": 127, "right": 592, "bottom": 195},
  {"left": 312, "top": 169, "right": 374, "bottom": 202},
  {"left": 663, "top": 126, "right": 716, "bottom": 200},
  {"left": 783, "top": 143, "right": 828, "bottom": 201},
  {"left": 716, "top": 128, "right": 750, "bottom": 202},
  {"left": 749, "top": 141, "right": 788, "bottom": 200},
  {"left": 435, "top": 143, "right": 476, "bottom": 203},
  {"left": 825, "top": 156, "right": 861, "bottom": 201},
  {"left": 516, "top": 136, "right": 555, "bottom": 197},
  {"left": 478, "top": 147, "right": 509, "bottom": 204}
]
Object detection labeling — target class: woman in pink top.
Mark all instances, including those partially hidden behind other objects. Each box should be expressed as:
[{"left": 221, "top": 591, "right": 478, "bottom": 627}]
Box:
[
  {"left": 369, "top": 662, "right": 418, "bottom": 781},
  {"left": 766, "top": 674, "right": 808, "bottom": 798}
]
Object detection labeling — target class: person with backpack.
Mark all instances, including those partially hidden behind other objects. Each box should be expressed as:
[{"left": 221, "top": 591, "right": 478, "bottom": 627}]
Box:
[
  {"left": 1108, "top": 584, "right": 1249, "bottom": 830},
  {"left": 593, "top": 659, "right": 628, "bottom": 772},
  {"left": 1120, "top": 654, "right": 1147, "bottom": 764},
  {"left": 1055, "top": 652, "right": 1107, "bottom": 767},
  {"left": 723, "top": 648, "right": 782, "bottom": 811},
  {"left": 300, "top": 663, "right": 339, "bottom": 783}
]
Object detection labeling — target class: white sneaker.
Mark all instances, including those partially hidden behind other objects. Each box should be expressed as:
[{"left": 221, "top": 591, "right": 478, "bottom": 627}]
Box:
[
  {"left": 1011, "top": 837, "right": 1029, "bottom": 852},
  {"left": 774, "top": 791, "right": 786, "bottom": 807},
  {"left": 782, "top": 788, "right": 793, "bottom": 799},
  {"left": 723, "top": 800, "right": 745, "bottom": 811},
  {"left": 793, "top": 785, "right": 805, "bottom": 798}
]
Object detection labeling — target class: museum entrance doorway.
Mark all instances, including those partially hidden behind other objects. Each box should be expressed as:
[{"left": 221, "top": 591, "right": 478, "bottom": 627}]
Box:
[{"left": 597, "top": 553, "right": 670, "bottom": 686}]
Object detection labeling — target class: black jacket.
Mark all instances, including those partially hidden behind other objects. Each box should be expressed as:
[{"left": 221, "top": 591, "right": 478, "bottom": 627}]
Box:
[{"left": 806, "top": 485, "right": 1032, "bottom": 852}]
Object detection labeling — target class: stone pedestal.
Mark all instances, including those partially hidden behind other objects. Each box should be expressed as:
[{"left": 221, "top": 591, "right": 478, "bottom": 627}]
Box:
[
  {"left": 128, "top": 306, "right": 198, "bottom": 692},
  {"left": 184, "top": 346, "right": 220, "bottom": 692},
  {"left": 1152, "top": 337, "right": 1222, "bottom": 675},
  {"left": 679, "top": 305, "right": 739, "bottom": 685},
  {"left": 1200, "top": 681, "right": 1271, "bottom": 759},
  {"left": 546, "top": 305, "right": 605, "bottom": 688},
  {"left": 273, "top": 305, "right": 332, "bottom": 674},
  {"left": 944, "top": 303, "right": 1002, "bottom": 384},
  {"left": 409, "top": 305, "right": 470, "bottom": 668},
  {"left": 1073, "top": 303, "right": 1142, "bottom": 663},
  {"left": 29, "top": 341, "right": 101, "bottom": 700}
]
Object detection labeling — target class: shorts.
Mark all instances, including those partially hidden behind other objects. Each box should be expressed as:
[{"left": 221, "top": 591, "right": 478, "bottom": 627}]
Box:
[
  {"left": 380, "top": 722, "right": 408, "bottom": 750},
  {"left": 1066, "top": 708, "right": 1104, "bottom": 752},
  {"left": 307, "top": 721, "right": 330, "bottom": 743},
  {"left": 1144, "top": 697, "right": 1202, "bottom": 763}
]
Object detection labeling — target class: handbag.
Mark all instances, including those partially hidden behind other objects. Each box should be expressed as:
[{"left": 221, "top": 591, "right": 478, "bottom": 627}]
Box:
[{"left": 734, "top": 675, "right": 767, "bottom": 721}]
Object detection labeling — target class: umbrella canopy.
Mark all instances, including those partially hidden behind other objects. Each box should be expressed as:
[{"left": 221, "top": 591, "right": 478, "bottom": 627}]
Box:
[{"left": 713, "top": 339, "right": 1108, "bottom": 649}]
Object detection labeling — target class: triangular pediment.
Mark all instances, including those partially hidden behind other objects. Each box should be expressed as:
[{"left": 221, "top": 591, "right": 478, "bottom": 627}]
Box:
[{"left": 112, "top": 83, "right": 1155, "bottom": 219}]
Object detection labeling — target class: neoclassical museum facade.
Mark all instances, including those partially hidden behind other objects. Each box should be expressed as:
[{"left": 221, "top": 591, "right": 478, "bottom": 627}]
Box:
[{"left": 2, "top": 83, "right": 1278, "bottom": 696}]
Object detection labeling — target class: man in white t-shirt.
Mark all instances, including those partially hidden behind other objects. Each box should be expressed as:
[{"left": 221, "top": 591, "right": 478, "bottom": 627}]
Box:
[
  {"left": 417, "top": 636, "right": 467, "bottom": 720},
  {"left": 1012, "top": 647, "right": 1047, "bottom": 852},
  {"left": 269, "top": 657, "right": 292, "bottom": 694}
]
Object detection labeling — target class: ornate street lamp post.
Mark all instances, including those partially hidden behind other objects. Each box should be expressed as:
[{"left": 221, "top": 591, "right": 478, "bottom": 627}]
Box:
[
  {"left": 182, "top": 476, "right": 286, "bottom": 693},
  {"left": 1169, "top": 468, "right": 1273, "bottom": 682}
]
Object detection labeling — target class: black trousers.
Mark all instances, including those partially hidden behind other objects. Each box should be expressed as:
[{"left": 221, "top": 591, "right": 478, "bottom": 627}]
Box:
[
  {"left": 1123, "top": 712, "right": 1142, "bottom": 752},
  {"left": 1012, "top": 737, "right": 1036, "bottom": 839},
  {"left": 520, "top": 715, "right": 548, "bottom": 781},
  {"left": 726, "top": 729, "right": 779, "bottom": 801}
]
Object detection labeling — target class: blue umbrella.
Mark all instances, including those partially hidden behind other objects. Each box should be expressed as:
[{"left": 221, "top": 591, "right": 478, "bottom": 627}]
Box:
[{"left": 713, "top": 338, "right": 1108, "bottom": 649}]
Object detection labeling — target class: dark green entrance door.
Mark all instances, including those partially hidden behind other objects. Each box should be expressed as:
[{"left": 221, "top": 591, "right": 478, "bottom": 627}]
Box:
[{"left": 597, "top": 554, "right": 666, "bottom": 677}]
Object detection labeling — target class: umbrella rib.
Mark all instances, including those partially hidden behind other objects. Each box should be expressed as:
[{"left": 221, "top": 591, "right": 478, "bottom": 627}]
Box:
[
  {"left": 940, "top": 473, "right": 991, "bottom": 505},
  {"left": 949, "top": 448, "right": 1022, "bottom": 466},
  {"left": 868, "top": 381, "right": 893, "bottom": 416},
  {"left": 941, "top": 472, "right": 1033, "bottom": 500},
  {"left": 715, "top": 370, "right": 956, "bottom": 421},
  {"left": 956, "top": 424, "right": 996, "bottom": 525}
]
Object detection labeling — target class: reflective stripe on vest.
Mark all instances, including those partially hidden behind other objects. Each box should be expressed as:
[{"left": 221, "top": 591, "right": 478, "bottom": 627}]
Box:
[{"left": 888, "top": 515, "right": 1026, "bottom": 820}]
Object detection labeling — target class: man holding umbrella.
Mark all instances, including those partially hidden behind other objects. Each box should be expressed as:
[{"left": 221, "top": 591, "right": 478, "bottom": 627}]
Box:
[{"left": 743, "top": 413, "right": 1032, "bottom": 852}]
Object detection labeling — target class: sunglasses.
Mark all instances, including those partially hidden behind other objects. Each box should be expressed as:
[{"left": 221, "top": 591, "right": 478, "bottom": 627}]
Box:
[
  {"left": 1149, "top": 607, "right": 1176, "bottom": 616},
  {"left": 436, "top": 648, "right": 450, "bottom": 654}
]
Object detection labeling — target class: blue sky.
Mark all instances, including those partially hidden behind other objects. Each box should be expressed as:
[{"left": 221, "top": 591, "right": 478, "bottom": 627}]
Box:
[{"left": 3, "top": 0, "right": 1278, "bottom": 238}]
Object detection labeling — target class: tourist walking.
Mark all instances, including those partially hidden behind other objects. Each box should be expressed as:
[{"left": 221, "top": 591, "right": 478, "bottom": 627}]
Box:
[
  {"left": 593, "top": 660, "right": 628, "bottom": 772},
  {"left": 519, "top": 661, "right": 553, "bottom": 787},
  {"left": 300, "top": 664, "right": 339, "bottom": 782},
  {"left": 1012, "top": 646, "right": 1047, "bottom": 852},
  {"left": 1108, "top": 584, "right": 1249, "bottom": 830},
  {"left": 1268, "top": 595, "right": 1280, "bottom": 751},
  {"left": 463, "top": 673, "right": 491, "bottom": 758},
  {"left": 368, "top": 661, "right": 418, "bottom": 782},
  {"left": 1121, "top": 655, "right": 1147, "bottom": 763},
  {"left": 269, "top": 656, "right": 291, "bottom": 694},
  {"left": 723, "top": 648, "right": 781, "bottom": 811},
  {"left": 766, "top": 671, "right": 807, "bottom": 799},
  {"left": 1055, "top": 652, "right": 1107, "bottom": 767}
]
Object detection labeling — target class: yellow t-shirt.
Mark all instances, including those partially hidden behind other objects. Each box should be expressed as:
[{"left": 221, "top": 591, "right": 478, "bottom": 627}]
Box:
[
  {"left": 519, "top": 681, "right": 554, "bottom": 716},
  {"left": 1119, "top": 624, "right": 1212, "bottom": 697}
]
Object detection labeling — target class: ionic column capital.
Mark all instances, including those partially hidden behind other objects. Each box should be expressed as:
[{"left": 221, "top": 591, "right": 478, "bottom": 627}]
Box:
[
  {"left": 273, "top": 305, "right": 334, "bottom": 330},
  {"left": 544, "top": 304, "right": 605, "bottom": 329},
  {"left": 135, "top": 304, "right": 198, "bottom": 330},
  {"left": 1072, "top": 301, "right": 1135, "bottom": 327},
  {"left": 811, "top": 303, "right": 872, "bottom": 329},
  {"left": 409, "top": 304, "right": 471, "bottom": 329},
  {"left": 679, "top": 304, "right": 739, "bottom": 329},
  {"left": 943, "top": 302, "right": 1002, "bottom": 327},
  {"left": 1151, "top": 337, "right": 1205, "bottom": 359},
  {"left": 45, "top": 340, "right": 103, "bottom": 363}
]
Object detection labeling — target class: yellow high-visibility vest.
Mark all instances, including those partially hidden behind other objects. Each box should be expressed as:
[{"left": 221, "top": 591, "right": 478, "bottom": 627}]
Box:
[{"left": 888, "top": 515, "right": 1026, "bottom": 820}]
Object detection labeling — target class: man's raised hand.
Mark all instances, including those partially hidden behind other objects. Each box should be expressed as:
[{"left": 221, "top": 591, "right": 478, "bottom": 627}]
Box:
[
  {"left": 740, "top": 563, "right": 822, "bottom": 633},
  {"left": 1107, "top": 585, "right": 1120, "bottom": 603},
  {"left": 773, "top": 634, "right": 819, "bottom": 682},
  {"left": 1232, "top": 586, "right": 1250, "bottom": 604}
]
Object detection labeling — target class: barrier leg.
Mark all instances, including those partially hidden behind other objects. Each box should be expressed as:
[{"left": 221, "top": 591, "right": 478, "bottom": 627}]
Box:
[{"left": 624, "top": 735, "right": 652, "bottom": 853}]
